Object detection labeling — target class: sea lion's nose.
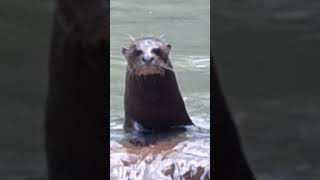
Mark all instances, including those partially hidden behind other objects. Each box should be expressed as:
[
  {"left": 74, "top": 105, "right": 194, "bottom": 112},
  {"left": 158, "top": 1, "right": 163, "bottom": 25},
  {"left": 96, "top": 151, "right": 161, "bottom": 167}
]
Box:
[{"left": 142, "top": 56, "right": 154, "bottom": 64}]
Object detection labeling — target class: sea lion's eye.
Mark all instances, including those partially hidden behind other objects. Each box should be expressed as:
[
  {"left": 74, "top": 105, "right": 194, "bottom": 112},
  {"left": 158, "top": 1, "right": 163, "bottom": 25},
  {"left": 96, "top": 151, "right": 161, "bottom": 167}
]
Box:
[
  {"left": 152, "top": 48, "right": 161, "bottom": 55},
  {"left": 134, "top": 49, "right": 143, "bottom": 56}
]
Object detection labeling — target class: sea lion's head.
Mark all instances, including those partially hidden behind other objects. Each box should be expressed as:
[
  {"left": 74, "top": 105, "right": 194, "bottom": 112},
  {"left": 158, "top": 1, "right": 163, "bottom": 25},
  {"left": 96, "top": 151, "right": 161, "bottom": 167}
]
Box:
[{"left": 122, "top": 37, "right": 173, "bottom": 78}]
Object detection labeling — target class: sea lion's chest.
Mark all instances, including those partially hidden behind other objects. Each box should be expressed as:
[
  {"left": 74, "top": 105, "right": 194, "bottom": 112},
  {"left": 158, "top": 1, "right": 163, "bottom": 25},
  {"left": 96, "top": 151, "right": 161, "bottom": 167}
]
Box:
[
  {"left": 125, "top": 81, "right": 180, "bottom": 124},
  {"left": 127, "top": 87, "right": 177, "bottom": 113}
]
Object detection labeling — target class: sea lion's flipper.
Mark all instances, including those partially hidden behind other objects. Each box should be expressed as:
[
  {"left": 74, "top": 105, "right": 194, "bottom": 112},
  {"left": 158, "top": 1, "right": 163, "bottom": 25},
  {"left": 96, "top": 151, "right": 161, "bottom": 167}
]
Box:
[
  {"left": 124, "top": 119, "right": 154, "bottom": 146},
  {"left": 124, "top": 116, "right": 151, "bottom": 133}
]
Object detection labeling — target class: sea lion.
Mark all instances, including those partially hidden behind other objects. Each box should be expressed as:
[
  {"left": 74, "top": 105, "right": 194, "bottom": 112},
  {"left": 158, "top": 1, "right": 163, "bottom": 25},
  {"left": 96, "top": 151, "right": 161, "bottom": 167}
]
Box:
[
  {"left": 121, "top": 37, "right": 194, "bottom": 133},
  {"left": 45, "top": 0, "right": 108, "bottom": 179}
]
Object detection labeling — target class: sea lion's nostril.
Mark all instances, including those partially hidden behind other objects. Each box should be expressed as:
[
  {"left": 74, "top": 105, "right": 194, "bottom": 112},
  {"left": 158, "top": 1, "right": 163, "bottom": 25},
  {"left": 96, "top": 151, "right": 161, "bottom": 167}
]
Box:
[{"left": 142, "top": 56, "right": 154, "bottom": 63}]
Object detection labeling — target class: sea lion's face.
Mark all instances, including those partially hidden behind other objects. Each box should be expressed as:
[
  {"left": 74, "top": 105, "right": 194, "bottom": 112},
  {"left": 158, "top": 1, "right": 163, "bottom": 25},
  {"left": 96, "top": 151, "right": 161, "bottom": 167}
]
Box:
[{"left": 122, "top": 38, "right": 172, "bottom": 78}]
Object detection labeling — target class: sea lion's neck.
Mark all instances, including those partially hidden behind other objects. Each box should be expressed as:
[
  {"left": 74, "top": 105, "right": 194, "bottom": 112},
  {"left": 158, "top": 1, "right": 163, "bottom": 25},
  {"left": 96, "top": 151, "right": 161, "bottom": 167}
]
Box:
[{"left": 125, "top": 70, "right": 180, "bottom": 102}]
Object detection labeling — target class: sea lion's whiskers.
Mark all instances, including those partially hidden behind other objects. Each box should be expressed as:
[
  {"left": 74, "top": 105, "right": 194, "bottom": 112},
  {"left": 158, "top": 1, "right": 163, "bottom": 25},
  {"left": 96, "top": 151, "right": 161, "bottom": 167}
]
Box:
[
  {"left": 128, "top": 70, "right": 134, "bottom": 78},
  {"left": 159, "top": 63, "right": 174, "bottom": 72},
  {"left": 159, "top": 34, "right": 166, "bottom": 40},
  {"left": 127, "top": 65, "right": 137, "bottom": 79},
  {"left": 127, "top": 65, "right": 134, "bottom": 73},
  {"left": 127, "top": 34, "right": 135, "bottom": 42}
]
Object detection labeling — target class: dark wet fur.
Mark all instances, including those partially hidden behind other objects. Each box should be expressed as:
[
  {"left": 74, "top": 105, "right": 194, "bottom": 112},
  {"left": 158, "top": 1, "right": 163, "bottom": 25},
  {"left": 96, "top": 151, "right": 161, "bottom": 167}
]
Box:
[{"left": 124, "top": 66, "right": 194, "bottom": 133}]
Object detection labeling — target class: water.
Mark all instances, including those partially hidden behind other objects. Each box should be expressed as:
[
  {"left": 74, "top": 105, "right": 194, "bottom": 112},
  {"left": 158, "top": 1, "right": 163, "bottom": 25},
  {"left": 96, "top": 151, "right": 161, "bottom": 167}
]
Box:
[{"left": 110, "top": 0, "right": 210, "bottom": 179}]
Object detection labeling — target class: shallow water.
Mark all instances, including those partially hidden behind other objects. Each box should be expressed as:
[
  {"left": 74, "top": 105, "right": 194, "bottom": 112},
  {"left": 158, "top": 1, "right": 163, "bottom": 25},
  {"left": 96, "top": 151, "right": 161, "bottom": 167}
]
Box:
[{"left": 110, "top": 0, "right": 210, "bottom": 179}]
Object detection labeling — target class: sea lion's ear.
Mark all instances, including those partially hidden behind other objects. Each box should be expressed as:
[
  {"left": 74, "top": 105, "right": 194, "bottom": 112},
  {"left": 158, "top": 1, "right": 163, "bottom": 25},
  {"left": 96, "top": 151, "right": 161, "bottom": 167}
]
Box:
[
  {"left": 166, "top": 44, "right": 172, "bottom": 52},
  {"left": 122, "top": 48, "right": 128, "bottom": 56}
]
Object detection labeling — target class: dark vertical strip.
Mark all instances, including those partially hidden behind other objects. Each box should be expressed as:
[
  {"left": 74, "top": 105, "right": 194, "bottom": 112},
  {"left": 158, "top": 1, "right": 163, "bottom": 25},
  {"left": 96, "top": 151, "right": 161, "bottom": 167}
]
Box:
[
  {"left": 212, "top": 61, "right": 255, "bottom": 179},
  {"left": 211, "top": 1, "right": 255, "bottom": 180},
  {"left": 45, "top": 0, "right": 109, "bottom": 179}
]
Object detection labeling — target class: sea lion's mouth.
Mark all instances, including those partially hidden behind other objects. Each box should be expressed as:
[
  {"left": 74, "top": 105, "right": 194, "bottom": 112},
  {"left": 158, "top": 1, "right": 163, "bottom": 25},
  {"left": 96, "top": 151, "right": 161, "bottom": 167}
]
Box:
[
  {"left": 128, "top": 63, "right": 173, "bottom": 79},
  {"left": 136, "top": 65, "right": 163, "bottom": 77}
]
